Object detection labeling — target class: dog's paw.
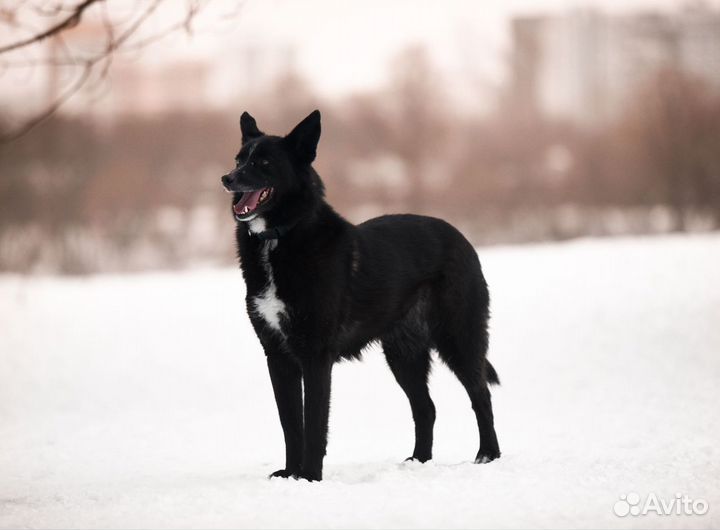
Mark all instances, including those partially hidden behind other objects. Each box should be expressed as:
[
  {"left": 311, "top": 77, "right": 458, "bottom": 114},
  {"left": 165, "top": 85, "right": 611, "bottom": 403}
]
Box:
[
  {"left": 268, "top": 469, "right": 296, "bottom": 479},
  {"left": 404, "top": 455, "right": 432, "bottom": 464},
  {"left": 474, "top": 451, "right": 501, "bottom": 464},
  {"left": 293, "top": 470, "right": 322, "bottom": 482}
]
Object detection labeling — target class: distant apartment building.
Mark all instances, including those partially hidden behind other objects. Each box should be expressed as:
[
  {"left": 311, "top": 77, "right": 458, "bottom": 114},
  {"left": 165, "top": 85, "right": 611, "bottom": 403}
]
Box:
[{"left": 510, "top": 5, "right": 720, "bottom": 126}]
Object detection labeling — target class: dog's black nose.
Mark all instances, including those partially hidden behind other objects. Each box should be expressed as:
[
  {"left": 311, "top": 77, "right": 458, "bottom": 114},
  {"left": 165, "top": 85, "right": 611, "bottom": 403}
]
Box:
[{"left": 221, "top": 174, "right": 232, "bottom": 187}]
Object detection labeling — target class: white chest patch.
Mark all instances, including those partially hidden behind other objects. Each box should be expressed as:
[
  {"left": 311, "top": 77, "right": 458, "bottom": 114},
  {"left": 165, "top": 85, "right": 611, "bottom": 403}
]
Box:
[
  {"left": 247, "top": 217, "right": 266, "bottom": 234},
  {"left": 252, "top": 239, "right": 288, "bottom": 334}
]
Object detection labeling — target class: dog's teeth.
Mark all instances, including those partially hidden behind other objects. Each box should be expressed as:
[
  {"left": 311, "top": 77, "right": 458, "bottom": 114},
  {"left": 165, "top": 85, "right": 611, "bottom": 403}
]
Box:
[{"left": 241, "top": 206, "right": 249, "bottom": 214}]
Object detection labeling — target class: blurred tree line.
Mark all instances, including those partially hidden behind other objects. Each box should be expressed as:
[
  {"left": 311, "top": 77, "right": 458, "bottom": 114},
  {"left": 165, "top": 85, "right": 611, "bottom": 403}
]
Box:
[{"left": 1, "top": 49, "right": 719, "bottom": 273}]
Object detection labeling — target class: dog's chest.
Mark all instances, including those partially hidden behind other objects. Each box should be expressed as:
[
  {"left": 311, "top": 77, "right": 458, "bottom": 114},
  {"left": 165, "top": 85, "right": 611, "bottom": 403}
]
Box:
[{"left": 250, "top": 240, "right": 288, "bottom": 334}]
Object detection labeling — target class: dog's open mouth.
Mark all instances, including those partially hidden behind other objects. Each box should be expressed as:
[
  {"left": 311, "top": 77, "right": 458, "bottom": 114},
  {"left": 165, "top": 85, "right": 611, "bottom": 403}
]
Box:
[{"left": 233, "top": 187, "right": 273, "bottom": 219}]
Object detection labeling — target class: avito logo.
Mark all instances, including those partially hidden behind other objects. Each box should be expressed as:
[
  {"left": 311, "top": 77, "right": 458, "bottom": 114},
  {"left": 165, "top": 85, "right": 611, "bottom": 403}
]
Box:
[{"left": 613, "top": 492, "right": 709, "bottom": 517}]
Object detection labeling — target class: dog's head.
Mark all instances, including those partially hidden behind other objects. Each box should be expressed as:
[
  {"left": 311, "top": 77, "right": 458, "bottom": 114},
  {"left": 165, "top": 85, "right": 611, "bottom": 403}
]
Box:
[{"left": 221, "top": 110, "right": 324, "bottom": 223}]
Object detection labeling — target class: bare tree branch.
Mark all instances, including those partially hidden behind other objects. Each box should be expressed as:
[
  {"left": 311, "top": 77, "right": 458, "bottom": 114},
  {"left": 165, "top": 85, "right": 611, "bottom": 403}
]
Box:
[
  {"left": 0, "top": 0, "right": 215, "bottom": 142},
  {"left": 117, "top": 0, "right": 201, "bottom": 53},
  {"left": 0, "top": 0, "right": 103, "bottom": 55},
  {"left": 0, "top": 61, "right": 92, "bottom": 142}
]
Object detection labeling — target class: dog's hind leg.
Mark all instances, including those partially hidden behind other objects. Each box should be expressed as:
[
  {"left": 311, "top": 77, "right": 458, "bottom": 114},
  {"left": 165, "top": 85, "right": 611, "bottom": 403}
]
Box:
[
  {"left": 382, "top": 335, "right": 435, "bottom": 463},
  {"left": 432, "top": 278, "right": 501, "bottom": 463},
  {"left": 434, "top": 333, "right": 501, "bottom": 463},
  {"left": 465, "top": 375, "right": 501, "bottom": 463}
]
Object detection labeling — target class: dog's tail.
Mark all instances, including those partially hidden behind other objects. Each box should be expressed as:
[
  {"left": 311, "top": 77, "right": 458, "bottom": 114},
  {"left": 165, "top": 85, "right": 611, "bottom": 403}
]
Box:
[{"left": 485, "top": 360, "right": 500, "bottom": 386}]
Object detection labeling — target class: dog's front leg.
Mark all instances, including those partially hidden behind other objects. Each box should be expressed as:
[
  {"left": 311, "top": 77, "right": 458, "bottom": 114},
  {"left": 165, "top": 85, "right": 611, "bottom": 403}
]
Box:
[
  {"left": 267, "top": 353, "right": 304, "bottom": 478},
  {"left": 297, "top": 354, "right": 333, "bottom": 481}
]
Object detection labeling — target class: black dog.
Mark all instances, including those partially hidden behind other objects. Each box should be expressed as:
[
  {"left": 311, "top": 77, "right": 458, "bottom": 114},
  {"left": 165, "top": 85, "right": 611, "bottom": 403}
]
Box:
[{"left": 221, "top": 110, "right": 500, "bottom": 481}]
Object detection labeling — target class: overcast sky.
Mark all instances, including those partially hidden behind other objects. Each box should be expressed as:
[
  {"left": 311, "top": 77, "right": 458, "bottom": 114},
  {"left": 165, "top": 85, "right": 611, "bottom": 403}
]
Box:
[
  {"left": 174, "top": 0, "right": 719, "bottom": 98},
  {"left": 2, "top": 0, "right": 717, "bottom": 116}
]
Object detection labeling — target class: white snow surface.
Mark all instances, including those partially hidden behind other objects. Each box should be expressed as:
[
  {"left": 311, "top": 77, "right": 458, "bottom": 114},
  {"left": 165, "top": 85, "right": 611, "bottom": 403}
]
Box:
[{"left": 1, "top": 234, "right": 719, "bottom": 529}]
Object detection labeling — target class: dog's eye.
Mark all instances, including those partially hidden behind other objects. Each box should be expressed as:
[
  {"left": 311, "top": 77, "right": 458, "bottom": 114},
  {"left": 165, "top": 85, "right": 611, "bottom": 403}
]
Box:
[{"left": 260, "top": 159, "right": 270, "bottom": 166}]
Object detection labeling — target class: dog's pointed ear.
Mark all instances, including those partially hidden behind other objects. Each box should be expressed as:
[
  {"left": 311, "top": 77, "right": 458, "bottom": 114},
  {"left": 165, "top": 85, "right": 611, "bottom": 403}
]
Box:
[
  {"left": 285, "top": 110, "right": 321, "bottom": 164},
  {"left": 239, "top": 112, "right": 263, "bottom": 144}
]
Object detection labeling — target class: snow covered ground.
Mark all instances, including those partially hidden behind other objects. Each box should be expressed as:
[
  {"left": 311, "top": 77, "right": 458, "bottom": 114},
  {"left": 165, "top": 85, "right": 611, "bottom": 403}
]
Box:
[{"left": 1, "top": 234, "right": 719, "bottom": 529}]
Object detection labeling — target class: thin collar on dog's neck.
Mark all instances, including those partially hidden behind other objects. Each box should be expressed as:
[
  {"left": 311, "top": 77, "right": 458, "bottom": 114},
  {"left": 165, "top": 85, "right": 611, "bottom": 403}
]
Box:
[{"left": 246, "top": 217, "right": 297, "bottom": 241}]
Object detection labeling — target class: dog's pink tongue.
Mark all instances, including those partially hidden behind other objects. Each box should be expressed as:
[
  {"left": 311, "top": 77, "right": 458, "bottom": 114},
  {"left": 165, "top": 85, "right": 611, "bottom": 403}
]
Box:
[{"left": 233, "top": 189, "right": 264, "bottom": 215}]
